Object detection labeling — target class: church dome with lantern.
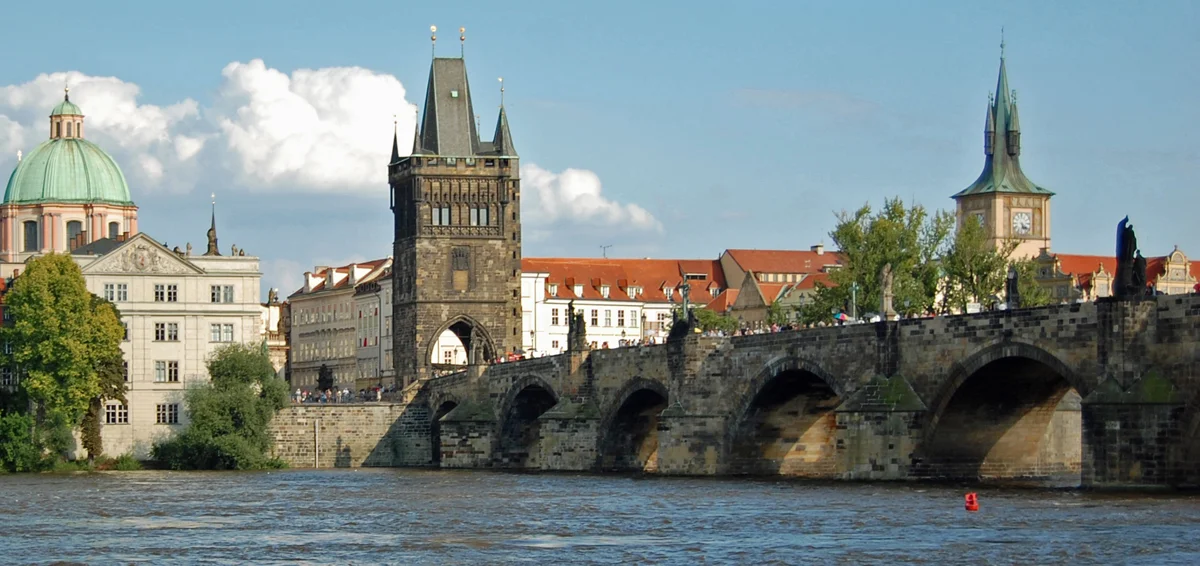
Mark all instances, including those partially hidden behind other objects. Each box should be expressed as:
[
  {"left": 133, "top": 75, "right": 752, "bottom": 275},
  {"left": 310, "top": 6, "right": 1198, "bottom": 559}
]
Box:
[{"left": 0, "top": 89, "right": 139, "bottom": 263}]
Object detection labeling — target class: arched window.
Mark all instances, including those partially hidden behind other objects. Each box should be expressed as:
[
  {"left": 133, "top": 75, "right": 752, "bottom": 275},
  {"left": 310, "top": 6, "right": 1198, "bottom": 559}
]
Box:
[
  {"left": 66, "top": 220, "right": 83, "bottom": 245},
  {"left": 66, "top": 122, "right": 73, "bottom": 137},
  {"left": 52, "top": 122, "right": 59, "bottom": 138},
  {"left": 108, "top": 222, "right": 120, "bottom": 239},
  {"left": 23, "top": 221, "right": 38, "bottom": 252}
]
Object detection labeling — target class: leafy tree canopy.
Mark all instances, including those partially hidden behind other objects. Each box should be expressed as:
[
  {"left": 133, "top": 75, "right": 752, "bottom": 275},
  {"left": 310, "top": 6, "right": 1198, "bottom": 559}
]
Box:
[{"left": 152, "top": 343, "right": 289, "bottom": 470}]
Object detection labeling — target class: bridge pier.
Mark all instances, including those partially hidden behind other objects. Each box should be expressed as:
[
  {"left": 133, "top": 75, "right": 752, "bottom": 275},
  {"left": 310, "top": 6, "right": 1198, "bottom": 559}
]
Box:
[
  {"left": 656, "top": 405, "right": 727, "bottom": 475},
  {"left": 833, "top": 375, "right": 927, "bottom": 480},
  {"left": 1081, "top": 372, "right": 1186, "bottom": 488},
  {"left": 538, "top": 400, "right": 600, "bottom": 471}
]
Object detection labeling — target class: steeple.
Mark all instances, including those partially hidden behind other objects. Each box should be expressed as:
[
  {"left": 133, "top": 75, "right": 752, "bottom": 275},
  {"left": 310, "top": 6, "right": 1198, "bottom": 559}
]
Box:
[
  {"left": 417, "top": 58, "right": 482, "bottom": 156},
  {"left": 491, "top": 105, "right": 517, "bottom": 157},
  {"left": 205, "top": 193, "right": 220, "bottom": 256},
  {"left": 953, "top": 47, "right": 1052, "bottom": 198},
  {"left": 390, "top": 119, "right": 401, "bottom": 163}
]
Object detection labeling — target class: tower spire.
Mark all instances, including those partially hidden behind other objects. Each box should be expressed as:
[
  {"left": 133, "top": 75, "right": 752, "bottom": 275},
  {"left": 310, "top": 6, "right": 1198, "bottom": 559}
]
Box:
[
  {"left": 430, "top": 25, "right": 437, "bottom": 58},
  {"left": 205, "top": 192, "right": 220, "bottom": 256},
  {"left": 390, "top": 115, "right": 400, "bottom": 163},
  {"left": 460, "top": 27, "right": 465, "bottom": 58}
]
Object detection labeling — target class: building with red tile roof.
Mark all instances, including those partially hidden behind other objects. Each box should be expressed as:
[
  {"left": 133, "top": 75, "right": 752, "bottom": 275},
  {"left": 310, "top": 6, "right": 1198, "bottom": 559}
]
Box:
[{"left": 1034, "top": 246, "right": 1199, "bottom": 301}]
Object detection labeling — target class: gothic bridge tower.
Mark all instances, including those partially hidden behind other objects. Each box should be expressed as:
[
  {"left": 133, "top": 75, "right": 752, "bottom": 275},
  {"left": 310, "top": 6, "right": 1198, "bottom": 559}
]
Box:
[
  {"left": 952, "top": 45, "right": 1054, "bottom": 259},
  {"left": 389, "top": 50, "right": 521, "bottom": 386}
]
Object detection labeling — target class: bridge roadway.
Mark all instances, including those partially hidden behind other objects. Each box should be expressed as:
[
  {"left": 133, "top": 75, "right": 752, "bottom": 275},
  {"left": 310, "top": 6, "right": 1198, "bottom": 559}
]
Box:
[{"left": 269, "top": 294, "right": 1200, "bottom": 488}]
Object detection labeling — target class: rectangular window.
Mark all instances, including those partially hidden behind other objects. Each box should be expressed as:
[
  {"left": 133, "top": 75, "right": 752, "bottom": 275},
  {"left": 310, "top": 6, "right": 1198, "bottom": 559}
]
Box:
[
  {"left": 123, "top": 361, "right": 129, "bottom": 382},
  {"left": 104, "top": 403, "right": 129, "bottom": 425},
  {"left": 431, "top": 206, "right": 452, "bottom": 226},
  {"left": 167, "top": 323, "right": 179, "bottom": 341},
  {"left": 551, "top": 340, "right": 560, "bottom": 350},
  {"left": 104, "top": 283, "right": 115, "bottom": 301},
  {"left": 155, "top": 361, "right": 167, "bottom": 382},
  {"left": 154, "top": 323, "right": 166, "bottom": 341},
  {"left": 443, "top": 350, "right": 453, "bottom": 364},
  {"left": 551, "top": 308, "right": 560, "bottom": 326},
  {"left": 117, "top": 284, "right": 128, "bottom": 302},
  {"left": 123, "top": 323, "right": 129, "bottom": 341},
  {"left": 154, "top": 284, "right": 165, "bottom": 302},
  {"left": 549, "top": 284, "right": 558, "bottom": 297},
  {"left": 604, "top": 310, "right": 612, "bottom": 327},
  {"left": 2, "top": 341, "right": 10, "bottom": 355},
  {"left": 630, "top": 310, "right": 638, "bottom": 327},
  {"left": 167, "top": 285, "right": 178, "bottom": 302},
  {"left": 210, "top": 324, "right": 221, "bottom": 342},
  {"left": 223, "top": 324, "right": 233, "bottom": 342},
  {"left": 470, "top": 206, "right": 489, "bottom": 226},
  {"left": 156, "top": 403, "right": 179, "bottom": 425},
  {"left": 618, "top": 311, "right": 625, "bottom": 327},
  {"left": 590, "top": 310, "right": 599, "bottom": 327},
  {"left": 0, "top": 366, "right": 14, "bottom": 386}
]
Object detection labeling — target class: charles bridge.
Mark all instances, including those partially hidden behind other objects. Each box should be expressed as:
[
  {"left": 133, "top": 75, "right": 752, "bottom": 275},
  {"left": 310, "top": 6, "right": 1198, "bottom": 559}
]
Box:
[{"left": 269, "top": 293, "right": 1200, "bottom": 488}]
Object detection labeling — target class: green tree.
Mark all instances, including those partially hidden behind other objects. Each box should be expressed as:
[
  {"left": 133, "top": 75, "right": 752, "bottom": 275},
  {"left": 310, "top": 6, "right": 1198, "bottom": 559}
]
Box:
[
  {"left": 0, "top": 253, "right": 124, "bottom": 458},
  {"left": 765, "top": 302, "right": 792, "bottom": 326},
  {"left": 0, "top": 412, "right": 41, "bottom": 472},
  {"left": 941, "top": 216, "right": 1019, "bottom": 312},
  {"left": 800, "top": 198, "right": 954, "bottom": 323},
  {"left": 152, "top": 343, "right": 289, "bottom": 470},
  {"left": 80, "top": 306, "right": 128, "bottom": 464},
  {"left": 692, "top": 308, "right": 738, "bottom": 333},
  {"left": 1012, "top": 258, "right": 1053, "bottom": 308}
]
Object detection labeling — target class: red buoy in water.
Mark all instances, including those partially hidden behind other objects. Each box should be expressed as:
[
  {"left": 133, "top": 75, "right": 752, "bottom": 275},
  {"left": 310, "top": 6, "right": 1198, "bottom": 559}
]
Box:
[{"left": 964, "top": 492, "right": 979, "bottom": 512}]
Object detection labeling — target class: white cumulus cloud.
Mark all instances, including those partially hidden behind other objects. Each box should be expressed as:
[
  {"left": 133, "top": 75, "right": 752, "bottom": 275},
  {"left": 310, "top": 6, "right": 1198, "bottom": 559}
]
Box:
[
  {"left": 0, "top": 71, "right": 202, "bottom": 192},
  {"left": 213, "top": 59, "right": 417, "bottom": 192},
  {"left": 521, "top": 163, "right": 662, "bottom": 232}
]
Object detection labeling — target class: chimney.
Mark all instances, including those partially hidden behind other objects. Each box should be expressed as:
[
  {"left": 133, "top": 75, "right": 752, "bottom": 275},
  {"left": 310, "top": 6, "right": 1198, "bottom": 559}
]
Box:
[{"left": 811, "top": 243, "right": 824, "bottom": 255}]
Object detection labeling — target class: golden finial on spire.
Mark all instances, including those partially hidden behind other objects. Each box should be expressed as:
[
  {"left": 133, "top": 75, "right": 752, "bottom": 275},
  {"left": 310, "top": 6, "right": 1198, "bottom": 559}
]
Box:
[
  {"left": 64, "top": 82, "right": 70, "bottom": 101},
  {"left": 498, "top": 77, "right": 505, "bottom": 106},
  {"left": 460, "top": 27, "right": 466, "bottom": 57},
  {"left": 1000, "top": 26, "right": 1006, "bottom": 58},
  {"left": 430, "top": 25, "right": 438, "bottom": 57},
  {"left": 211, "top": 192, "right": 216, "bottom": 206}
]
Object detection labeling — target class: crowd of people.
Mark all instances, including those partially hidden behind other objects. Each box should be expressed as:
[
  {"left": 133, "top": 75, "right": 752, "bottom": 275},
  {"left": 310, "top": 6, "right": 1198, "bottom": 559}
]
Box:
[{"left": 293, "top": 383, "right": 400, "bottom": 404}]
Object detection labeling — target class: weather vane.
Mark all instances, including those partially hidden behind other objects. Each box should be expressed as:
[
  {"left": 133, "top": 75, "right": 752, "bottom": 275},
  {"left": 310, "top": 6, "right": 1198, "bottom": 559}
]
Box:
[
  {"left": 431, "top": 25, "right": 437, "bottom": 57},
  {"left": 460, "top": 27, "right": 466, "bottom": 57},
  {"left": 499, "top": 77, "right": 505, "bottom": 106},
  {"left": 1000, "top": 26, "right": 1006, "bottom": 57}
]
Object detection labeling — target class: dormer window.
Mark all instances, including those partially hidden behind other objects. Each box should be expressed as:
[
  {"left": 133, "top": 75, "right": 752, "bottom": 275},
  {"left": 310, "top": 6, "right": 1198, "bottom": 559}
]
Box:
[
  {"left": 600, "top": 285, "right": 610, "bottom": 298},
  {"left": 451, "top": 90, "right": 459, "bottom": 98},
  {"left": 629, "top": 286, "right": 640, "bottom": 299},
  {"left": 548, "top": 284, "right": 558, "bottom": 297},
  {"left": 665, "top": 287, "right": 674, "bottom": 300},
  {"left": 573, "top": 284, "right": 583, "bottom": 297}
]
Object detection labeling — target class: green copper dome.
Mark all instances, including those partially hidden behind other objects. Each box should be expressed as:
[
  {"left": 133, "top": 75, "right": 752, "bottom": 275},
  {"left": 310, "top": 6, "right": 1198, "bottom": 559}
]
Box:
[
  {"left": 4, "top": 94, "right": 134, "bottom": 206},
  {"left": 4, "top": 138, "right": 133, "bottom": 205},
  {"left": 50, "top": 99, "right": 82, "bottom": 116}
]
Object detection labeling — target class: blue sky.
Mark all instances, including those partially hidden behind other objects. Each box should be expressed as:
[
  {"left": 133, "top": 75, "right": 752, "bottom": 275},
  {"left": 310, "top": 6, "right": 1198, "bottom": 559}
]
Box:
[{"left": 0, "top": 1, "right": 1197, "bottom": 296}]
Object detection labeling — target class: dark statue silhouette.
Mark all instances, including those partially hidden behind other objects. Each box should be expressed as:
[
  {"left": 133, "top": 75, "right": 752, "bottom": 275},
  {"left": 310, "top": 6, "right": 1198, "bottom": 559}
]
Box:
[{"left": 1114, "top": 217, "right": 1147, "bottom": 299}]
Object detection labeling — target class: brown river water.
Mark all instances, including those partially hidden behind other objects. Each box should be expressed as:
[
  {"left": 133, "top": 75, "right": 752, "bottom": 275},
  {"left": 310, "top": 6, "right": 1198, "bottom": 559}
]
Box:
[{"left": 1, "top": 469, "right": 1197, "bottom": 565}]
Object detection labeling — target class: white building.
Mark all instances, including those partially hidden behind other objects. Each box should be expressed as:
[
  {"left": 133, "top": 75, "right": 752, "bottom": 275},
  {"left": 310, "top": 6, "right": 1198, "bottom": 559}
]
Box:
[
  {"left": 354, "top": 265, "right": 393, "bottom": 390},
  {"left": 288, "top": 258, "right": 391, "bottom": 391},
  {"left": 0, "top": 93, "right": 267, "bottom": 459}
]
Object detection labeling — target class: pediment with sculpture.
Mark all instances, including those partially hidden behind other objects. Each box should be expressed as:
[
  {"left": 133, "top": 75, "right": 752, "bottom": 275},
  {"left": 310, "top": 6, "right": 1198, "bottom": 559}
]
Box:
[{"left": 81, "top": 235, "right": 204, "bottom": 275}]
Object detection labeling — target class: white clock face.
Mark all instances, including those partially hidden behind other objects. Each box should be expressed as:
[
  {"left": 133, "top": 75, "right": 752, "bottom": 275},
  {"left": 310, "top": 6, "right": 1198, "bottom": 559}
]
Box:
[{"left": 1012, "top": 211, "right": 1032, "bottom": 236}]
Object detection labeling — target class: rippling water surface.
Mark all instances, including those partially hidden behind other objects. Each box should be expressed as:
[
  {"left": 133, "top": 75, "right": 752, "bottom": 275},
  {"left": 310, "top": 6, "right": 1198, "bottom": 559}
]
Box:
[{"left": 2, "top": 469, "right": 1198, "bottom": 564}]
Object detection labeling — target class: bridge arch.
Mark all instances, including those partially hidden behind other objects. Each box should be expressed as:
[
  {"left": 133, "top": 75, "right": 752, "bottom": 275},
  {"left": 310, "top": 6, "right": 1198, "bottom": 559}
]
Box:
[
  {"left": 728, "top": 355, "right": 843, "bottom": 476},
  {"left": 423, "top": 315, "right": 498, "bottom": 371},
  {"left": 919, "top": 340, "right": 1084, "bottom": 486},
  {"left": 596, "top": 377, "right": 669, "bottom": 472},
  {"left": 428, "top": 393, "right": 460, "bottom": 466},
  {"left": 495, "top": 374, "right": 559, "bottom": 469}
]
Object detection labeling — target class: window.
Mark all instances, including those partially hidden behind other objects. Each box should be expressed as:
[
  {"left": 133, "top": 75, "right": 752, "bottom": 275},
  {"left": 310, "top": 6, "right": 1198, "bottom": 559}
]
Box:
[
  {"left": 211, "top": 285, "right": 234, "bottom": 303},
  {"left": 155, "top": 360, "right": 180, "bottom": 383},
  {"left": 23, "top": 221, "right": 38, "bottom": 252},
  {"left": 66, "top": 122, "right": 73, "bottom": 137},
  {"left": 443, "top": 350, "right": 453, "bottom": 364},
  {"left": 156, "top": 403, "right": 179, "bottom": 424},
  {"left": 108, "top": 222, "right": 120, "bottom": 239},
  {"left": 431, "top": 206, "right": 452, "bottom": 226},
  {"left": 470, "top": 206, "right": 489, "bottom": 226},
  {"left": 574, "top": 285, "right": 583, "bottom": 296},
  {"left": 155, "top": 284, "right": 178, "bottom": 302},
  {"left": 117, "top": 284, "right": 127, "bottom": 302},
  {"left": 123, "top": 361, "right": 129, "bottom": 382},
  {"left": 0, "top": 366, "right": 13, "bottom": 386},
  {"left": 548, "top": 284, "right": 558, "bottom": 297},
  {"left": 66, "top": 220, "right": 82, "bottom": 244},
  {"left": 630, "top": 310, "right": 638, "bottom": 327},
  {"left": 104, "top": 283, "right": 115, "bottom": 301},
  {"left": 105, "top": 403, "right": 129, "bottom": 424},
  {"left": 210, "top": 323, "right": 234, "bottom": 342},
  {"left": 154, "top": 323, "right": 179, "bottom": 341},
  {"left": 604, "top": 310, "right": 612, "bottom": 327},
  {"left": 3, "top": 342, "right": 10, "bottom": 355},
  {"left": 551, "top": 308, "right": 560, "bottom": 326},
  {"left": 600, "top": 285, "right": 609, "bottom": 298},
  {"left": 551, "top": 340, "right": 560, "bottom": 350},
  {"left": 618, "top": 310, "right": 625, "bottom": 327},
  {"left": 590, "top": 310, "right": 599, "bottom": 327},
  {"left": 122, "top": 322, "right": 129, "bottom": 341}
]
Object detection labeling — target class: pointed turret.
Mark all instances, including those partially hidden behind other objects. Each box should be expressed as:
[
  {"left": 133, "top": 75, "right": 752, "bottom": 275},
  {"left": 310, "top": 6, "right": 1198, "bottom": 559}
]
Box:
[
  {"left": 205, "top": 195, "right": 220, "bottom": 256},
  {"left": 491, "top": 106, "right": 517, "bottom": 157},
  {"left": 410, "top": 121, "right": 423, "bottom": 156},
  {"left": 953, "top": 51, "right": 1051, "bottom": 198},
  {"left": 390, "top": 122, "right": 401, "bottom": 164}
]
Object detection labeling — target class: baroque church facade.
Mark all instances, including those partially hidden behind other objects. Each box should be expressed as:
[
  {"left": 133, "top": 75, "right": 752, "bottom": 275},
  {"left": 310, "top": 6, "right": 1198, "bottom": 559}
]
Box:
[
  {"left": 1, "top": 93, "right": 265, "bottom": 458},
  {"left": 388, "top": 54, "right": 522, "bottom": 386}
]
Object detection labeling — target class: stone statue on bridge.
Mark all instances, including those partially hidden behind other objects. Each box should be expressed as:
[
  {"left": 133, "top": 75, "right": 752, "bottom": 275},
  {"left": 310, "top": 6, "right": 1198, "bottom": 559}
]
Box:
[
  {"left": 567, "top": 300, "right": 588, "bottom": 351},
  {"left": 880, "top": 263, "right": 896, "bottom": 320},
  {"left": 1115, "top": 217, "right": 1145, "bottom": 299},
  {"left": 1005, "top": 265, "right": 1020, "bottom": 309}
]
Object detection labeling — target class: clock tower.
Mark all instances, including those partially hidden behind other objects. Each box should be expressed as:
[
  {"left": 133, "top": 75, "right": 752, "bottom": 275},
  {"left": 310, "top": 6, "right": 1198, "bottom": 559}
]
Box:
[{"left": 952, "top": 47, "right": 1053, "bottom": 259}]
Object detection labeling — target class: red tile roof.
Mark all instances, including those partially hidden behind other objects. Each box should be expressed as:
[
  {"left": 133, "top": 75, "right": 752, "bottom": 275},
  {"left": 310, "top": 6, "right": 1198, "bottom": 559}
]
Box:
[
  {"left": 796, "top": 272, "right": 831, "bottom": 290},
  {"left": 289, "top": 257, "right": 391, "bottom": 297},
  {"left": 706, "top": 289, "right": 738, "bottom": 312},
  {"left": 522, "top": 257, "right": 727, "bottom": 304},
  {"left": 724, "top": 249, "right": 842, "bottom": 274},
  {"left": 1050, "top": 253, "right": 1194, "bottom": 290}
]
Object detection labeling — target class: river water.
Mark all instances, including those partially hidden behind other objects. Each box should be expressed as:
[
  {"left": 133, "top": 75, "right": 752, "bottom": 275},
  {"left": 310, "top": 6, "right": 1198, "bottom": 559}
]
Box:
[{"left": 1, "top": 469, "right": 1197, "bottom": 565}]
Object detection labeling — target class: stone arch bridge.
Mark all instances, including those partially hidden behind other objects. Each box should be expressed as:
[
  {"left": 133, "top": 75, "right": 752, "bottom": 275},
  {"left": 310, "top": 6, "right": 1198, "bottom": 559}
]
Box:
[{"left": 271, "top": 294, "right": 1200, "bottom": 488}]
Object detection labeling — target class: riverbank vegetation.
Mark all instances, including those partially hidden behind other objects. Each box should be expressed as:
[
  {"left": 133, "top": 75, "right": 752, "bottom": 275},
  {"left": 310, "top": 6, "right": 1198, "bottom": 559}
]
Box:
[
  {"left": 152, "top": 343, "right": 289, "bottom": 470},
  {"left": 0, "top": 254, "right": 126, "bottom": 472}
]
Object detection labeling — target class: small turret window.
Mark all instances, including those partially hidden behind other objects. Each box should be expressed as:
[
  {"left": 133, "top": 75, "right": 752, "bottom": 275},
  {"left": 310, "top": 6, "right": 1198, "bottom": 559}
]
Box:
[
  {"left": 66, "top": 122, "right": 72, "bottom": 137},
  {"left": 23, "top": 221, "right": 38, "bottom": 252},
  {"left": 66, "top": 221, "right": 83, "bottom": 246},
  {"left": 108, "top": 222, "right": 120, "bottom": 239}
]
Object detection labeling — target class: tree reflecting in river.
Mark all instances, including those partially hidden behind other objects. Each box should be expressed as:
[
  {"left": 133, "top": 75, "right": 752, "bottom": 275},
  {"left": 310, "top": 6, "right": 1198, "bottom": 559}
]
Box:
[{"left": 1, "top": 469, "right": 1197, "bottom": 564}]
